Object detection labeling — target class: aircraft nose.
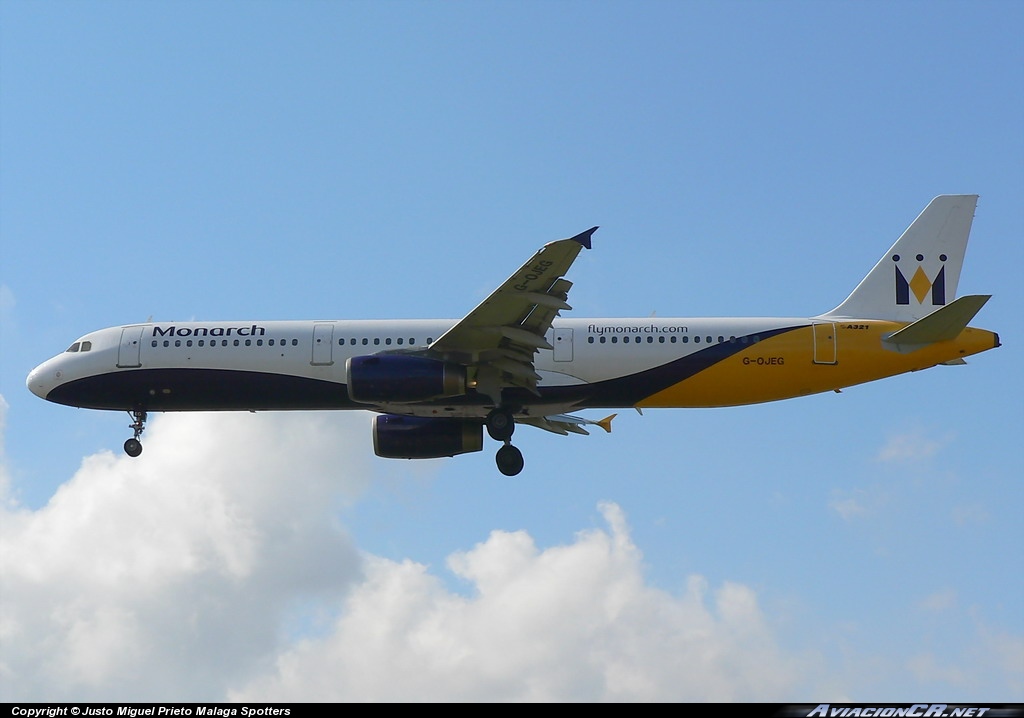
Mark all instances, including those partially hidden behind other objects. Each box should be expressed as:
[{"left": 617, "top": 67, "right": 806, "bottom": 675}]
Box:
[
  {"left": 26, "top": 365, "right": 44, "bottom": 398},
  {"left": 26, "top": 360, "right": 57, "bottom": 400}
]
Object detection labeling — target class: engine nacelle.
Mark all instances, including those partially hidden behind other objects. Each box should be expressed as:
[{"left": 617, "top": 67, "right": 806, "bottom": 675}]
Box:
[
  {"left": 372, "top": 415, "right": 483, "bottom": 459},
  {"left": 346, "top": 355, "right": 466, "bottom": 403}
]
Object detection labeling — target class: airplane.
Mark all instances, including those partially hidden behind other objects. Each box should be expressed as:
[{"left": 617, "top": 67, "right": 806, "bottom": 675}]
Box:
[{"left": 26, "top": 195, "right": 999, "bottom": 476}]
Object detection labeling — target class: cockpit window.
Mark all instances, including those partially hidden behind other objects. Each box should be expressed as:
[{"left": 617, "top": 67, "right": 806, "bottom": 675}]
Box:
[
  {"left": 81, "top": 341, "right": 92, "bottom": 352},
  {"left": 66, "top": 342, "right": 81, "bottom": 353}
]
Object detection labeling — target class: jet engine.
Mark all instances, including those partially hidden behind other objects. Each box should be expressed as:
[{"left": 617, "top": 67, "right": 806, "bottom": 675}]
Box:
[
  {"left": 372, "top": 415, "right": 483, "bottom": 459},
  {"left": 346, "top": 355, "right": 466, "bottom": 403}
]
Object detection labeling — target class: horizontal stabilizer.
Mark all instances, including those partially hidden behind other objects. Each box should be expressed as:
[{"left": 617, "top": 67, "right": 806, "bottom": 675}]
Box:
[
  {"left": 519, "top": 413, "right": 616, "bottom": 436},
  {"left": 596, "top": 414, "right": 617, "bottom": 433},
  {"left": 883, "top": 295, "right": 990, "bottom": 352}
]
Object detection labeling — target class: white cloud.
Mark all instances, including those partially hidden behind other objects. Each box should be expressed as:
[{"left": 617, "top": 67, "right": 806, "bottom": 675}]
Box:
[
  {"left": 828, "top": 486, "right": 891, "bottom": 521},
  {"left": 0, "top": 403, "right": 370, "bottom": 701},
  {"left": 829, "top": 490, "right": 869, "bottom": 521},
  {"left": 917, "top": 588, "right": 957, "bottom": 613},
  {"left": 0, "top": 398, "right": 818, "bottom": 701},
  {"left": 229, "top": 503, "right": 810, "bottom": 702},
  {"left": 875, "top": 427, "right": 951, "bottom": 464},
  {"left": 908, "top": 625, "right": 1024, "bottom": 695},
  {"left": 3, "top": 397, "right": 1019, "bottom": 701},
  {"left": 951, "top": 502, "right": 990, "bottom": 526},
  {"left": 829, "top": 427, "right": 959, "bottom": 521},
  {"left": 906, "top": 652, "right": 970, "bottom": 689}
]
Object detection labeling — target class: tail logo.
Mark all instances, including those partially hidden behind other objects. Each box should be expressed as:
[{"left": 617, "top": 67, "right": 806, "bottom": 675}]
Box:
[{"left": 893, "top": 253, "right": 947, "bottom": 306}]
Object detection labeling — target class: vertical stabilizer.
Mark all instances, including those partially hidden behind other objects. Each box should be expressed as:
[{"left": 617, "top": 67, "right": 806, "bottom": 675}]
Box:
[{"left": 823, "top": 195, "right": 978, "bottom": 322}]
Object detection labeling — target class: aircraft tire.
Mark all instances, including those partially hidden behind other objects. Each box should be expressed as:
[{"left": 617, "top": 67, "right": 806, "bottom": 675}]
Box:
[
  {"left": 486, "top": 408, "right": 515, "bottom": 442},
  {"left": 124, "top": 438, "right": 143, "bottom": 457},
  {"left": 495, "top": 444, "right": 524, "bottom": 476}
]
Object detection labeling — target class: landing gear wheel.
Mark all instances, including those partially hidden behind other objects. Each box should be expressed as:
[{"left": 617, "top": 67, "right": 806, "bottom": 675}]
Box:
[
  {"left": 486, "top": 408, "right": 515, "bottom": 442},
  {"left": 124, "top": 409, "right": 148, "bottom": 458},
  {"left": 495, "top": 444, "right": 524, "bottom": 477}
]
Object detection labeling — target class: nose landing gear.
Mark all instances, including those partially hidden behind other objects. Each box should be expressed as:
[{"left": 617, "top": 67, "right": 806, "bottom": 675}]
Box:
[{"left": 123, "top": 410, "right": 147, "bottom": 457}]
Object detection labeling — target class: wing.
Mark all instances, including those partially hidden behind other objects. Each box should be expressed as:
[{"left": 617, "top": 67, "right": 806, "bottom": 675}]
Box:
[{"left": 429, "top": 227, "right": 597, "bottom": 402}]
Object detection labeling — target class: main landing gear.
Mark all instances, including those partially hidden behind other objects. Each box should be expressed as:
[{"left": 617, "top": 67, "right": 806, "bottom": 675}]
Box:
[
  {"left": 123, "top": 410, "right": 147, "bottom": 457},
  {"left": 495, "top": 444, "right": 524, "bottom": 477},
  {"left": 487, "top": 408, "right": 524, "bottom": 476}
]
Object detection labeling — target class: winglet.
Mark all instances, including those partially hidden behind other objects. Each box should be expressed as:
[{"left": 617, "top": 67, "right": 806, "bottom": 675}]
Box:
[
  {"left": 597, "top": 413, "right": 617, "bottom": 433},
  {"left": 570, "top": 226, "right": 598, "bottom": 250}
]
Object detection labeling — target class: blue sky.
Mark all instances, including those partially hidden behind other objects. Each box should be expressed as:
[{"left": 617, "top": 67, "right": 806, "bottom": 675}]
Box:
[{"left": 1, "top": 0, "right": 1022, "bottom": 701}]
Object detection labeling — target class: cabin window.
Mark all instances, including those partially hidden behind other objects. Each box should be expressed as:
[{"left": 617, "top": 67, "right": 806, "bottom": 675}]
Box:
[
  {"left": 385, "top": 337, "right": 392, "bottom": 345},
  {"left": 374, "top": 338, "right": 380, "bottom": 345},
  {"left": 659, "top": 336, "right": 665, "bottom": 343},
  {"left": 199, "top": 340, "right": 205, "bottom": 347},
  {"left": 718, "top": 336, "right": 725, "bottom": 343},
  {"left": 694, "top": 336, "right": 701, "bottom": 344},
  {"left": 256, "top": 339, "right": 263, "bottom": 346},
  {"left": 292, "top": 339, "right": 298, "bottom": 346},
  {"left": 396, "top": 338, "right": 403, "bottom": 345},
  {"left": 647, "top": 336, "right": 653, "bottom": 343},
  {"left": 588, "top": 336, "right": 595, "bottom": 344},
  {"left": 164, "top": 340, "right": 170, "bottom": 347},
  {"left": 245, "top": 339, "right": 251, "bottom": 346},
  {"left": 175, "top": 340, "right": 181, "bottom": 347},
  {"left": 187, "top": 340, "right": 193, "bottom": 347},
  {"left": 600, "top": 336, "right": 606, "bottom": 343},
  {"left": 151, "top": 341, "right": 157, "bottom": 348}
]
